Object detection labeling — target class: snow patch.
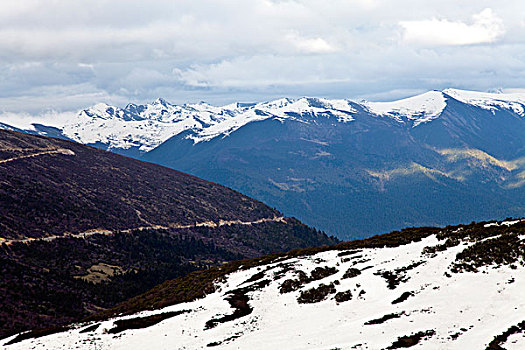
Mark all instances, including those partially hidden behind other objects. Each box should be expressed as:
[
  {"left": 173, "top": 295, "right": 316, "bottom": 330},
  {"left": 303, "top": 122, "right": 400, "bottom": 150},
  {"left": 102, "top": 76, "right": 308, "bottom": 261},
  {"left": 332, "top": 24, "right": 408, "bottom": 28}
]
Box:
[{"left": 363, "top": 90, "right": 447, "bottom": 126}]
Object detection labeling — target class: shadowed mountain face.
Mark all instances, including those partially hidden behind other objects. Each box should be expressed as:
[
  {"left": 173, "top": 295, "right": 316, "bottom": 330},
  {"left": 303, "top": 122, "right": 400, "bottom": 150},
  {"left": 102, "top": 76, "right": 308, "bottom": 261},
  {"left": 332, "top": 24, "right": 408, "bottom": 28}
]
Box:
[
  {"left": 144, "top": 100, "right": 525, "bottom": 239},
  {"left": 0, "top": 130, "right": 279, "bottom": 240},
  {"left": 0, "top": 130, "right": 335, "bottom": 338},
  {"left": 3, "top": 89, "right": 525, "bottom": 238}
]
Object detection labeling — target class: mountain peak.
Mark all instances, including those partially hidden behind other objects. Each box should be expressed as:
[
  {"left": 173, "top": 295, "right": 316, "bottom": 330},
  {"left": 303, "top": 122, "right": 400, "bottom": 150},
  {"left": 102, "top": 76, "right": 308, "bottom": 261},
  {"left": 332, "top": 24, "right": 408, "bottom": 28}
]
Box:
[
  {"left": 443, "top": 88, "right": 525, "bottom": 116},
  {"left": 153, "top": 97, "right": 169, "bottom": 106},
  {"left": 362, "top": 90, "right": 447, "bottom": 125},
  {"left": 90, "top": 102, "right": 113, "bottom": 112}
]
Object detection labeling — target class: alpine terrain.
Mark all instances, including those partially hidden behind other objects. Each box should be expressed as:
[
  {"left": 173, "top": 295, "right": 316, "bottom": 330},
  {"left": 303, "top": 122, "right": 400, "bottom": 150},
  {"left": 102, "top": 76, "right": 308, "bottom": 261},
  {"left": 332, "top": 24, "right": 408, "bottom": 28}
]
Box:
[
  {"left": 0, "top": 129, "right": 335, "bottom": 339},
  {"left": 4, "top": 218, "right": 524, "bottom": 349},
  {"left": 3, "top": 89, "right": 525, "bottom": 239}
]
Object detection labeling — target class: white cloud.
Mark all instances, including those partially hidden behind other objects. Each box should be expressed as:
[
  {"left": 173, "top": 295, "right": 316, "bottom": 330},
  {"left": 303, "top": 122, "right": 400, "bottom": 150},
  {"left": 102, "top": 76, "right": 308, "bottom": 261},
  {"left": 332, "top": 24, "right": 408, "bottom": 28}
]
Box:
[
  {"left": 400, "top": 8, "right": 505, "bottom": 46},
  {"left": 0, "top": 1, "right": 523, "bottom": 114},
  {"left": 285, "top": 32, "right": 338, "bottom": 53},
  {"left": 0, "top": 110, "right": 75, "bottom": 130}
]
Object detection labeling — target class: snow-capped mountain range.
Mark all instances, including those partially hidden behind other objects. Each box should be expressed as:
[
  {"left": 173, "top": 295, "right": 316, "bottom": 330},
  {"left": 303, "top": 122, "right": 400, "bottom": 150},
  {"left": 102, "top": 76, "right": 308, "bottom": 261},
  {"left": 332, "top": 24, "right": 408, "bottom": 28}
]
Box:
[
  {"left": 3, "top": 88, "right": 525, "bottom": 239},
  {"left": 4, "top": 218, "right": 525, "bottom": 349},
  {"left": 2, "top": 88, "right": 525, "bottom": 152}
]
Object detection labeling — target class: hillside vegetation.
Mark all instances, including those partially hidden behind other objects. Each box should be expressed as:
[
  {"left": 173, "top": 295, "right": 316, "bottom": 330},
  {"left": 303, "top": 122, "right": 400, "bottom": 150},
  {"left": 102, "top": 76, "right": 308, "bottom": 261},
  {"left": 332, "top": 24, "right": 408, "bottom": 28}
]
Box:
[
  {"left": 5, "top": 218, "right": 524, "bottom": 349},
  {"left": 0, "top": 130, "right": 336, "bottom": 338},
  {"left": 88, "top": 218, "right": 525, "bottom": 320}
]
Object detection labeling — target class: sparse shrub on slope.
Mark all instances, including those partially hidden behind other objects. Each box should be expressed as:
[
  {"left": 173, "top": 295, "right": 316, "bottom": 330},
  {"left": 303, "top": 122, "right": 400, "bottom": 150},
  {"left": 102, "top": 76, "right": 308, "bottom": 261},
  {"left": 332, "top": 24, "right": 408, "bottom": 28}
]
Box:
[
  {"left": 342, "top": 268, "right": 361, "bottom": 279},
  {"left": 452, "top": 233, "right": 524, "bottom": 272},
  {"left": 297, "top": 283, "right": 337, "bottom": 304}
]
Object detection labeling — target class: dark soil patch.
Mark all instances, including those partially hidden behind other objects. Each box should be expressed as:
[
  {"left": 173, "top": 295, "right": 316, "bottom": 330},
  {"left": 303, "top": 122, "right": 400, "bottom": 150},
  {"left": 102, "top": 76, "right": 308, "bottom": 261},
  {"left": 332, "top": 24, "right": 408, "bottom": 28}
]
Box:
[
  {"left": 279, "top": 270, "right": 308, "bottom": 293},
  {"left": 279, "top": 278, "right": 303, "bottom": 293},
  {"left": 342, "top": 268, "right": 361, "bottom": 279},
  {"left": 5, "top": 326, "right": 70, "bottom": 345},
  {"left": 365, "top": 312, "right": 404, "bottom": 325},
  {"left": 334, "top": 290, "right": 353, "bottom": 303},
  {"left": 243, "top": 270, "right": 266, "bottom": 284},
  {"left": 79, "top": 323, "right": 100, "bottom": 333},
  {"left": 310, "top": 266, "right": 338, "bottom": 281},
  {"left": 108, "top": 310, "right": 190, "bottom": 334},
  {"left": 392, "top": 291, "right": 414, "bottom": 304},
  {"left": 449, "top": 331, "right": 461, "bottom": 340},
  {"left": 341, "top": 254, "right": 363, "bottom": 263},
  {"left": 423, "top": 238, "right": 460, "bottom": 255},
  {"left": 352, "top": 258, "right": 371, "bottom": 265},
  {"left": 337, "top": 250, "right": 361, "bottom": 257},
  {"left": 375, "top": 270, "right": 404, "bottom": 289},
  {"left": 452, "top": 234, "right": 524, "bottom": 273},
  {"left": 486, "top": 320, "right": 525, "bottom": 350},
  {"left": 375, "top": 261, "right": 424, "bottom": 289},
  {"left": 205, "top": 293, "right": 251, "bottom": 330},
  {"left": 207, "top": 334, "right": 242, "bottom": 347},
  {"left": 271, "top": 262, "right": 296, "bottom": 280},
  {"left": 205, "top": 279, "right": 270, "bottom": 329},
  {"left": 279, "top": 266, "right": 337, "bottom": 294},
  {"left": 387, "top": 330, "right": 435, "bottom": 349}
]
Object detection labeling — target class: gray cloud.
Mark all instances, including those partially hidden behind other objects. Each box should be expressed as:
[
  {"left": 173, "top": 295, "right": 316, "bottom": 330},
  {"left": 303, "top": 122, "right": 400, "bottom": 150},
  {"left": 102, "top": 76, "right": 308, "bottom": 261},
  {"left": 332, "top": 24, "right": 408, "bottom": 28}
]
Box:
[{"left": 0, "top": 1, "right": 524, "bottom": 114}]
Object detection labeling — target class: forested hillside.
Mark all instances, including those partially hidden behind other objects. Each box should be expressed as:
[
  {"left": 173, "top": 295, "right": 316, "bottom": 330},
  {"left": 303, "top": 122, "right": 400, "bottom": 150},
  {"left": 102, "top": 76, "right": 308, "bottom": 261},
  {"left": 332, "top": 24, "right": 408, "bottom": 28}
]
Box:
[{"left": 0, "top": 130, "right": 336, "bottom": 338}]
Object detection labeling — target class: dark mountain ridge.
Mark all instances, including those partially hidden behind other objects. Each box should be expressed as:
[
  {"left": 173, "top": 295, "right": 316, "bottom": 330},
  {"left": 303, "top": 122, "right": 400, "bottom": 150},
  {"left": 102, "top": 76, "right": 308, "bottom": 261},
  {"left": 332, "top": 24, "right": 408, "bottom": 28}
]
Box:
[{"left": 0, "top": 130, "right": 278, "bottom": 240}]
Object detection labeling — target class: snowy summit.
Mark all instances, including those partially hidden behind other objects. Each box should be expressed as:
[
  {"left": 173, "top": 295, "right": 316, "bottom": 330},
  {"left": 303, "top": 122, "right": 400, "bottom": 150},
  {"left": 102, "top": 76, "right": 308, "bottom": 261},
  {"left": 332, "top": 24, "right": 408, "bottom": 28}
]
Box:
[{"left": 2, "top": 88, "right": 525, "bottom": 152}]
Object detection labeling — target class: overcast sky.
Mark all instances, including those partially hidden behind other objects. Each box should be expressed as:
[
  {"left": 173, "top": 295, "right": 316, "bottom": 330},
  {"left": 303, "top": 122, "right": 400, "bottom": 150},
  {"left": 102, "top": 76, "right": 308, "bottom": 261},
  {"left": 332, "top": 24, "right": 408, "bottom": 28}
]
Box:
[{"left": 1, "top": 0, "right": 524, "bottom": 113}]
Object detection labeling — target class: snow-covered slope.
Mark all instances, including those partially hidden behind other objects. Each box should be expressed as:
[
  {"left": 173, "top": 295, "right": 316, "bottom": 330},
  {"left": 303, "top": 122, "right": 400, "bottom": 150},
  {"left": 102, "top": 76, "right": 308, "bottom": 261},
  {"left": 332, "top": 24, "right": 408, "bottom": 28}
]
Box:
[
  {"left": 188, "top": 97, "right": 356, "bottom": 144},
  {"left": 61, "top": 100, "right": 249, "bottom": 151},
  {"left": 363, "top": 90, "right": 447, "bottom": 125},
  {"left": 0, "top": 97, "right": 357, "bottom": 151},
  {"left": 444, "top": 88, "right": 525, "bottom": 116},
  {"left": 5, "top": 219, "right": 525, "bottom": 349},
  {"left": 3, "top": 89, "right": 525, "bottom": 152}
]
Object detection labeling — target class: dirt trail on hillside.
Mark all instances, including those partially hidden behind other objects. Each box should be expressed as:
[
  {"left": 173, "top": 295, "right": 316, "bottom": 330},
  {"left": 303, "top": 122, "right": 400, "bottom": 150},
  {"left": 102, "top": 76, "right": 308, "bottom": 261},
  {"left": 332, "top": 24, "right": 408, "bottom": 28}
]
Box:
[
  {"left": 0, "top": 216, "right": 287, "bottom": 246},
  {"left": 0, "top": 148, "right": 75, "bottom": 164},
  {"left": 0, "top": 146, "right": 286, "bottom": 246}
]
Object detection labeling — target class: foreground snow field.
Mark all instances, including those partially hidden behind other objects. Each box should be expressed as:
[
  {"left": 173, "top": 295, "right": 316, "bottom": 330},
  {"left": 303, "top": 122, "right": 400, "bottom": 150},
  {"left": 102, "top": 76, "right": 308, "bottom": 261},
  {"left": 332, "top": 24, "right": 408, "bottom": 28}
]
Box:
[{"left": 4, "top": 220, "right": 524, "bottom": 349}]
